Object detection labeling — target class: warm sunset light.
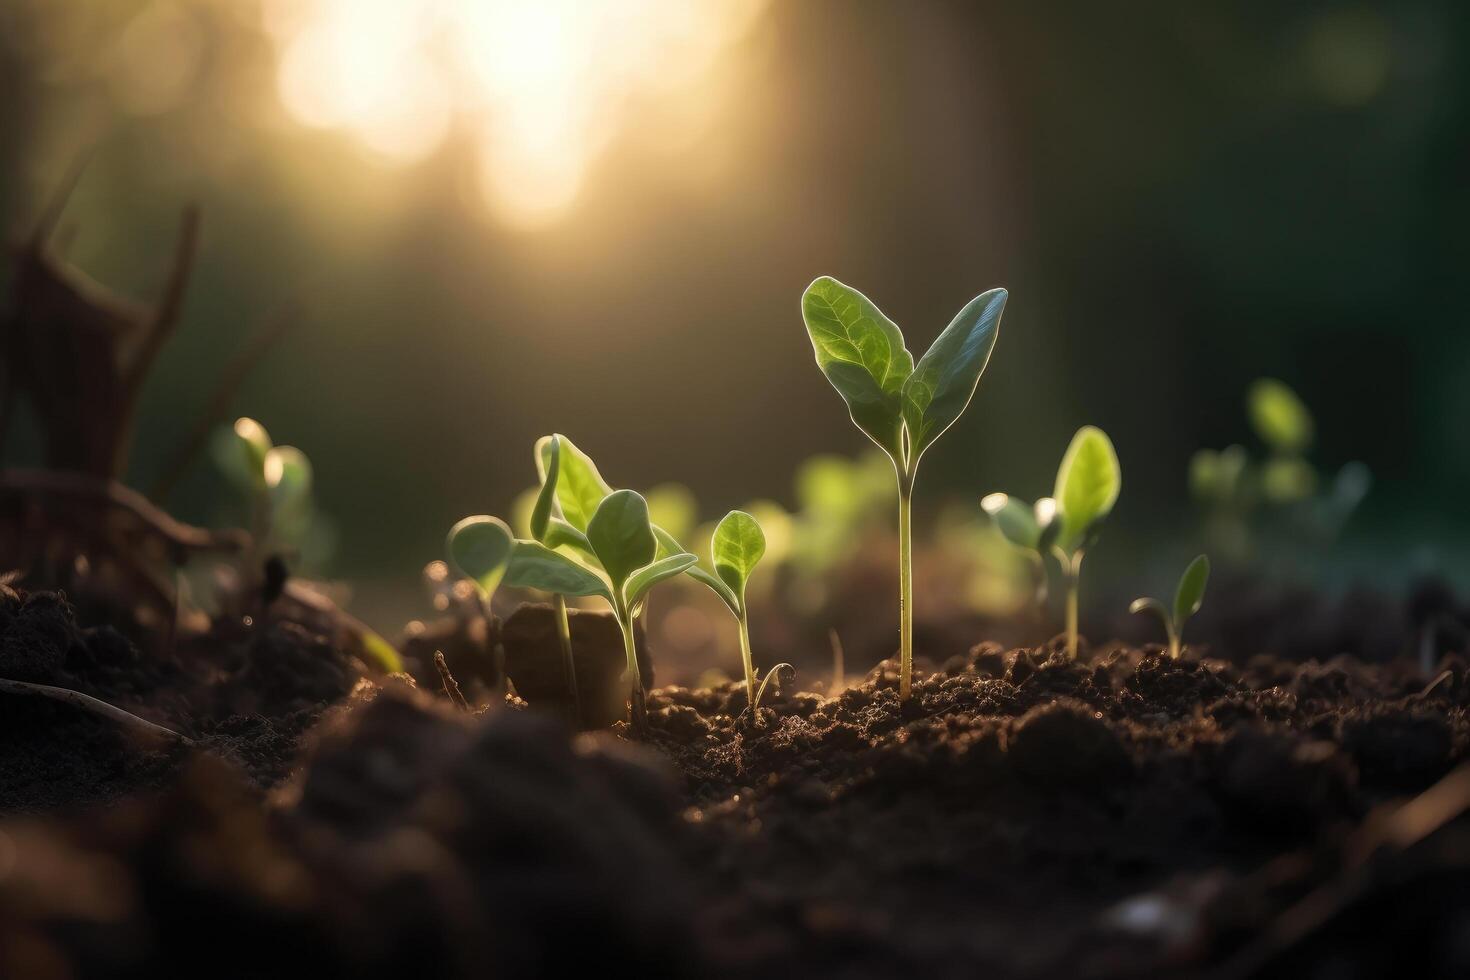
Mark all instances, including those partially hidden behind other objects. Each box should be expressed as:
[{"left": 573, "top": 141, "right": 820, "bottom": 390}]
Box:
[{"left": 263, "top": 0, "right": 766, "bottom": 226}]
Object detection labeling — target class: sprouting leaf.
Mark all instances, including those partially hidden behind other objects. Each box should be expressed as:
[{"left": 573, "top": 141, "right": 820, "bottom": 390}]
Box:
[
  {"left": 1174, "top": 554, "right": 1210, "bottom": 626},
  {"left": 980, "top": 492, "right": 1040, "bottom": 550},
  {"left": 540, "top": 433, "right": 612, "bottom": 533},
  {"left": 901, "top": 288, "right": 1007, "bottom": 459},
  {"left": 586, "top": 489, "right": 657, "bottom": 594},
  {"left": 801, "top": 276, "right": 914, "bottom": 461},
  {"left": 234, "top": 417, "right": 272, "bottom": 488},
  {"left": 504, "top": 540, "right": 611, "bottom": 601},
  {"left": 530, "top": 434, "right": 561, "bottom": 542},
  {"left": 358, "top": 627, "right": 404, "bottom": 674},
  {"left": 1248, "top": 378, "right": 1313, "bottom": 455},
  {"left": 543, "top": 516, "right": 595, "bottom": 556},
  {"left": 1053, "top": 426, "right": 1121, "bottom": 553},
  {"left": 1128, "top": 596, "right": 1168, "bottom": 623},
  {"left": 446, "top": 515, "right": 515, "bottom": 598},
  {"left": 712, "top": 510, "right": 765, "bottom": 605},
  {"left": 624, "top": 552, "right": 699, "bottom": 608}
]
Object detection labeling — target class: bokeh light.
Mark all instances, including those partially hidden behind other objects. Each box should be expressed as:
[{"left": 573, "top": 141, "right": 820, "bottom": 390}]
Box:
[{"left": 262, "top": 0, "right": 767, "bottom": 226}]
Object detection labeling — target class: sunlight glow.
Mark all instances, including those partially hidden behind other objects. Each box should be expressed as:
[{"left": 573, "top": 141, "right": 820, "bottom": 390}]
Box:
[{"left": 262, "top": 0, "right": 766, "bottom": 226}]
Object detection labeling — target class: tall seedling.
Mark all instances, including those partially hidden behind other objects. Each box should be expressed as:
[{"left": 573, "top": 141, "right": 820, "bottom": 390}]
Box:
[{"left": 802, "top": 277, "right": 1007, "bottom": 698}]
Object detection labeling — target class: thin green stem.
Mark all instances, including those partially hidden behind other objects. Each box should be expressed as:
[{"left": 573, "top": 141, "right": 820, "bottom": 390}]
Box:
[
  {"left": 1167, "top": 624, "right": 1181, "bottom": 661},
  {"left": 1064, "top": 556, "right": 1081, "bottom": 660},
  {"left": 898, "top": 480, "right": 914, "bottom": 700},
  {"left": 617, "top": 609, "right": 646, "bottom": 729},
  {"left": 553, "top": 594, "right": 580, "bottom": 726},
  {"left": 737, "top": 609, "right": 757, "bottom": 713}
]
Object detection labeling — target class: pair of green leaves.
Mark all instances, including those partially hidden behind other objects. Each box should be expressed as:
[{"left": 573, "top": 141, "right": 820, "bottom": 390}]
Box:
[
  {"left": 226, "top": 417, "right": 317, "bottom": 549},
  {"left": 802, "top": 277, "right": 1008, "bottom": 472},
  {"left": 1130, "top": 554, "right": 1210, "bottom": 656},
  {"left": 447, "top": 435, "right": 698, "bottom": 616},
  {"left": 982, "top": 426, "right": 1121, "bottom": 560}
]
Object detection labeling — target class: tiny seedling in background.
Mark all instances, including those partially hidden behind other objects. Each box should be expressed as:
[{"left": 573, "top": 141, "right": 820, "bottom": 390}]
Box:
[
  {"left": 691, "top": 510, "right": 795, "bottom": 725},
  {"left": 1048, "top": 425, "right": 1122, "bottom": 659},
  {"left": 445, "top": 514, "right": 515, "bottom": 694},
  {"left": 802, "top": 276, "right": 1007, "bottom": 699},
  {"left": 1129, "top": 554, "right": 1210, "bottom": 659},
  {"left": 980, "top": 492, "right": 1052, "bottom": 613},
  {"left": 221, "top": 417, "right": 323, "bottom": 568}
]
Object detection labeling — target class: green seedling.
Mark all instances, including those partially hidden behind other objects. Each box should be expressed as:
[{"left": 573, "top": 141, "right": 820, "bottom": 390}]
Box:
[
  {"left": 1129, "top": 554, "right": 1210, "bottom": 659},
  {"left": 504, "top": 489, "right": 697, "bottom": 728},
  {"left": 690, "top": 510, "right": 795, "bottom": 725},
  {"left": 445, "top": 514, "right": 515, "bottom": 696},
  {"left": 529, "top": 435, "right": 581, "bottom": 716},
  {"left": 980, "top": 493, "right": 1052, "bottom": 613},
  {"left": 1048, "top": 426, "right": 1122, "bottom": 659},
  {"left": 802, "top": 276, "right": 1007, "bottom": 698},
  {"left": 224, "top": 417, "right": 317, "bottom": 563}
]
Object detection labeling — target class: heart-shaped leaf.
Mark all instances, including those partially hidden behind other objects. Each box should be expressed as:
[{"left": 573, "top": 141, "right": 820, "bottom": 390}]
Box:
[
  {"left": 446, "top": 515, "right": 515, "bottom": 599},
  {"left": 539, "top": 433, "right": 612, "bottom": 533},
  {"left": 801, "top": 276, "right": 914, "bottom": 462},
  {"left": 712, "top": 510, "right": 765, "bottom": 609},
  {"left": 980, "top": 492, "right": 1040, "bottom": 550},
  {"left": 530, "top": 434, "right": 561, "bottom": 542},
  {"left": 1173, "top": 554, "right": 1210, "bottom": 627},
  {"left": 1053, "top": 426, "right": 1121, "bottom": 554},
  {"left": 624, "top": 552, "right": 699, "bottom": 608},
  {"left": 504, "top": 540, "right": 611, "bottom": 602},
  {"left": 902, "top": 288, "right": 1006, "bottom": 460},
  {"left": 586, "top": 489, "right": 657, "bottom": 595},
  {"left": 1248, "top": 378, "right": 1313, "bottom": 455}
]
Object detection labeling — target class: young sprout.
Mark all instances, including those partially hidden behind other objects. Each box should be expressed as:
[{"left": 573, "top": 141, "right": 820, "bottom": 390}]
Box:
[
  {"left": 802, "top": 277, "right": 1008, "bottom": 699},
  {"left": 506, "top": 490, "right": 697, "bottom": 728},
  {"left": 1048, "top": 425, "right": 1122, "bottom": 659},
  {"left": 689, "top": 510, "right": 795, "bottom": 725},
  {"left": 445, "top": 514, "right": 515, "bottom": 693},
  {"left": 529, "top": 435, "right": 581, "bottom": 716},
  {"left": 227, "top": 418, "right": 313, "bottom": 558},
  {"left": 979, "top": 493, "right": 1051, "bottom": 613},
  {"left": 1130, "top": 554, "right": 1210, "bottom": 660}
]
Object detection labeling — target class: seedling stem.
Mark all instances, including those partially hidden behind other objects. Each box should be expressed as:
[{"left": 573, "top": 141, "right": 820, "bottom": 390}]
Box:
[
  {"left": 897, "top": 470, "right": 915, "bottom": 699},
  {"left": 553, "top": 593, "right": 580, "bottom": 723},
  {"left": 737, "top": 612, "right": 757, "bottom": 712},
  {"left": 616, "top": 605, "right": 647, "bottom": 728}
]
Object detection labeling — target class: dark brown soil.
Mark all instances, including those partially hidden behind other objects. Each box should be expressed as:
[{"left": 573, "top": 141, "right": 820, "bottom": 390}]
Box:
[{"left": 3, "top": 586, "right": 1469, "bottom": 979}]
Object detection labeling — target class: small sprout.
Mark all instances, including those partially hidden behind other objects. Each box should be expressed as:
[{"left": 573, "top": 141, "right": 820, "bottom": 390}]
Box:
[
  {"left": 221, "top": 417, "right": 330, "bottom": 573},
  {"left": 1050, "top": 426, "right": 1121, "bottom": 659},
  {"left": 692, "top": 509, "right": 793, "bottom": 725},
  {"left": 980, "top": 492, "right": 1050, "bottom": 611},
  {"left": 504, "top": 488, "right": 697, "bottom": 728},
  {"left": 802, "top": 276, "right": 1008, "bottom": 698},
  {"left": 1248, "top": 378, "right": 1314, "bottom": 455},
  {"left": 1130, "top": 554, "right": 1210, "bottom": 660}
]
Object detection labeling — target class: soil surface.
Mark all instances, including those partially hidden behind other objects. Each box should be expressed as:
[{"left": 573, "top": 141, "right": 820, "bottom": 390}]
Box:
[{"left": 2, "top": 585, "right": 1469, "bottom": 979}]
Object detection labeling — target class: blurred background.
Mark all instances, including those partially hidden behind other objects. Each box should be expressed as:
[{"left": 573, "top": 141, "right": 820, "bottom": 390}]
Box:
[{"left": 2, "top": 0, "right": 1467, "bottom": 647}]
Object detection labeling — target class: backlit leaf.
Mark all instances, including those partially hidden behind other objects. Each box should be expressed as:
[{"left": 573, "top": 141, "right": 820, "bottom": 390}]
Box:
[
  {"left": 624, "top": 552, "right": 699, "bottom": 608},
  {"left": 504, "top": 540, "right": 611, "bottom": 602},
  {"left": 980, "top": 492, "right": 1040, "bottom": 550},
  {"left": 541, "top": 433, "right": 612, "bottom": 533},
  {"left": 712, "top": 510, "right": 765, "bottom": 605},
  {"left": 446, "top": 515, "right": 515, "bottom": 599},
  {"left": 801, "top": 276, "right": 914, "bottom": 461},
  {"left": 1173, "top": 554, "right": 1210, "bottom": 627},
  {"left": 1053, "top": 426, "right": 1121, "bottom": 554},
  {"left": 901, "top": 288, "right": 1006, "bottom": 459},
  {"left": 586, "top": 489, "right": 657, "bottom": 594},
  {"left": 530, "top": 435, "right": 561, "bottom": 542}
]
